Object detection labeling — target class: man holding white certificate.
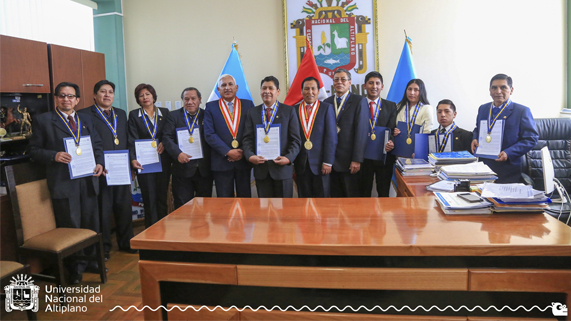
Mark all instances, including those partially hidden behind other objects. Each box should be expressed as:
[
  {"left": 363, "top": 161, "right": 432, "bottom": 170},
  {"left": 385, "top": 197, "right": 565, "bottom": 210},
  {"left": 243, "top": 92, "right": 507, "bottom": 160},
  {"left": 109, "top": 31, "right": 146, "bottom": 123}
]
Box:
[
  {"left": 163, "top": 87, "right": 212, "bottom": 208},
  {"left": 471, "top": 74, "right": 539, "bottom": 183},
  {"left": 243, "top": 76, "right": 301, "bottom": 197},
  {"left": 28, "top": 82, "right": 104, "bottom": 284},
  {"left": 79, "top": 80, "right": 135, "bottom": 259}
]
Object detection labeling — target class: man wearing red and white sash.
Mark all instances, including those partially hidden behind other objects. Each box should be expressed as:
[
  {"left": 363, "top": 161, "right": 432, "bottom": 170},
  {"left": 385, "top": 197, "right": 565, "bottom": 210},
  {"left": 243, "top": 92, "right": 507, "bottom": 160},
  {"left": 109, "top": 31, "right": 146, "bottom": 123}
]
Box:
[
  {"left": 204, "top": 74, "right": 255, "bottom": 197},
  {"left": 293, "top": 77, "right": 337, "bottom": 197}
]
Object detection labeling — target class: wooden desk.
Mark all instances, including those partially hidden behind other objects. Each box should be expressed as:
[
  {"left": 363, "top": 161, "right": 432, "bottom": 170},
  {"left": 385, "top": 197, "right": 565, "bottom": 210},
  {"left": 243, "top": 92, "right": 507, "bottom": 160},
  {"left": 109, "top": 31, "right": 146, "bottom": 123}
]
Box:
[
  {"left": 131, "top": 197, "right": 571, "bottom": 320},
  {"left": 395, "top": 169, "right": 439, "bottom": 197}
]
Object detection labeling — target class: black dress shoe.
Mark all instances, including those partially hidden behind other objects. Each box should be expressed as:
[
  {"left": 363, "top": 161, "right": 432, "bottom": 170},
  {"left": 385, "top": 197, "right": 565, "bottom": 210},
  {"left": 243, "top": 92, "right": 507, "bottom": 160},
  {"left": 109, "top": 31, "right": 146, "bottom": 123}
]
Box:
[
  {"left": 104, "top": 252, "right": 110, "bottom": 261},
  {"left": 69, "top": 273, "right": 82, "bottom": 284}
]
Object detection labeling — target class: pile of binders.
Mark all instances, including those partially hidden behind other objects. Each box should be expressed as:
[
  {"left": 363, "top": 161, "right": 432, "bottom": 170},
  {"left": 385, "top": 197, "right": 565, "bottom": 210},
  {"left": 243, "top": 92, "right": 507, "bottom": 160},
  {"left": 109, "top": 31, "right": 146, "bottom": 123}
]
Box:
[
  {"left": 434, "top": 192, "right": 493, "bottom": 215},
  {"left": 479, "top": 183, "right": 551, "bottom": 213},
  {"left": 428, "top": 151, "right": 477, "bottom": 167},
  {"left": 396, "top": 158, "right": 434, "bottom": 176},
  {"left": 437, "top": 162, "right": 498, "bottom": 184}
]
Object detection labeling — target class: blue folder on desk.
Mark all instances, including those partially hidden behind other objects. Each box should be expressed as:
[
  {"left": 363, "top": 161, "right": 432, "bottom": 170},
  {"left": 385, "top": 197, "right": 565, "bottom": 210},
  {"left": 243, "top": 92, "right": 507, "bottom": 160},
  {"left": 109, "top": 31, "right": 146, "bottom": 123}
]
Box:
[
  {"left": 391, "top": 122, "right": 421, "bottom": 158},
  {"left": 364, "top": 126, "right": 389, "bottom": 163}
]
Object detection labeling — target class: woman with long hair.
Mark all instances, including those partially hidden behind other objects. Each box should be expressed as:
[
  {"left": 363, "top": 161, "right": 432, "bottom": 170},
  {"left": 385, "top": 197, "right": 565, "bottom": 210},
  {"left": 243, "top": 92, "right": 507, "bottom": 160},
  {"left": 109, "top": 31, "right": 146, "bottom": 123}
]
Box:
[{"left": 394, "top": 79, "right": 433, "bottom": 137}]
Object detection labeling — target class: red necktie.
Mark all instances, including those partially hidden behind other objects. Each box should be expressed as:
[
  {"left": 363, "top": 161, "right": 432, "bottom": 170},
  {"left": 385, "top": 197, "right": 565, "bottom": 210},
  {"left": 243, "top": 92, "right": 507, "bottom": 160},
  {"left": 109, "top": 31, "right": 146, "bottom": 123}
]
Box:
[
  {"left": 305, "top": 103, "right": 311, "bottom": 115},
  {"left": 369, "top": 101, "right": 375, "bottom": 119},
  {"left": 68, "top": 115, "right": 77, "bottom": 132},
  {"left": 104, "top": 109, "right": 111, "bottom": 117},
  {"left": 265, "top": 107, "right": 272, "bottom": 122}
]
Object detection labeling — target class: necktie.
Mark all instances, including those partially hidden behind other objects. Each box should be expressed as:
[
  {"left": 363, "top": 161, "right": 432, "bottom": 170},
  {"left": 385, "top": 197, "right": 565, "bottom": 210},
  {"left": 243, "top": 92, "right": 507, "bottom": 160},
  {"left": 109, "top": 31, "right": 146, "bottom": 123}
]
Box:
[
  {"left": 103, "top": 109, "right": 111, "bottom": 117},
  {"left": 306, "top": 103, "right": 311, "bottom": 115},
  {"left": 492, "top": 107, "right": 500, "bottom": 119},
  {"left": 440, "top": 128, "right": 446, "bottom": 134},
  {"left": 336, "top": 96, "right": 342, "bottom": 106},
  {"left": 68, "top": 115, "right": 77, "bottom": 132},
  {"left": 265, "top": 107, "right": 272, "bottom": 122},
  {"left": 369, "top": 101, "right": 375, "bottom": 119},
  {"left": 228, "top": 101, "right": 234, "bottom": 115}
]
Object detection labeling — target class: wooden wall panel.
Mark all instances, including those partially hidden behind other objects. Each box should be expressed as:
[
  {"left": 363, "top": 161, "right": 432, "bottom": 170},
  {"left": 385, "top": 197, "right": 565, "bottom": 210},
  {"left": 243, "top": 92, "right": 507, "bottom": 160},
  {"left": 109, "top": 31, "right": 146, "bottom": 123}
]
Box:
[
  {"left": 0, "top": 35, "right": 50, "bottom": 93},
  {"left": 166, "top": 304, "right": 239, "bottom": 321},
  {"left": 49, "top": 44, "right": 83, "bottom": 107},
  {"left": 241, "top": 310, "right": 467, "bottom": 320},
  {"left": 80, "top": 50, "right": 106, "bottom": 109},
  {"left": 237, "top": 266, "right": 468, "bottom": 291}
]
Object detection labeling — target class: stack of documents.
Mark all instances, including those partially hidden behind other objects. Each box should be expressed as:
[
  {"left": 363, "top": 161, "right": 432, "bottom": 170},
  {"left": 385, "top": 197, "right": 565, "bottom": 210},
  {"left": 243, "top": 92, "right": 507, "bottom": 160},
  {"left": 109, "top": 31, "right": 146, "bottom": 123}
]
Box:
[
  {"left": 437, "top": 162, "right": 498, "bottom": 183},
  {"left": 434, "top": 192, "right": 493, "bottom": 215},
  {"left": 426, "top": 180, "right": 456, "bottom": 192},
  {"left": 396, "top": 158, "right": 434, "bottom": 176},
  {"left": 479, "top": 183, "right": 551, "bottom": 213},
  {"left": 428, "top": 151, "right": 477, "bottom": 167}
]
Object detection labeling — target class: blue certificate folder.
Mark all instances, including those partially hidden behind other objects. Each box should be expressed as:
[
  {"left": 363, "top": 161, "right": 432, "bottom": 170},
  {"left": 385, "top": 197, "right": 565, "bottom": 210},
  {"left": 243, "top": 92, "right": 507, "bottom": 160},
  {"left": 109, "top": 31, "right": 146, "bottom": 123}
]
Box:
[
  {"left": 391, "top": 121, "right": 421, "bottom": 158},
  {"left": 474, "top": 120, "right": 504, "bottom": 160},
  {"left": 364, "top": 126, "right": 389, "bottom": 163},
  {"left": 135, "top": 139, "right": 162, "bottom": 174},
  {"left": 63, "top": 136, "right": 96, "bottom": 180},
  {"left": 414, "top": 133, "right": 430, "bottom": 161},
  {"left": 104, "top": 150, "right": 132, "bottom": 184}
]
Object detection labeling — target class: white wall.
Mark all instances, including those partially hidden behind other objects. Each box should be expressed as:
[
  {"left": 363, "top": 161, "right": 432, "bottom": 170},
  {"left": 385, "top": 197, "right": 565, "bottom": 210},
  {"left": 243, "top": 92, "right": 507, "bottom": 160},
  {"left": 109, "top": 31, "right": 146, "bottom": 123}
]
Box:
[
  {"left": 123, "top": 0, "right": 566, "bottom": 132},
  {"left": 378, "top": 0, "right": 566, "bottom": 130}
]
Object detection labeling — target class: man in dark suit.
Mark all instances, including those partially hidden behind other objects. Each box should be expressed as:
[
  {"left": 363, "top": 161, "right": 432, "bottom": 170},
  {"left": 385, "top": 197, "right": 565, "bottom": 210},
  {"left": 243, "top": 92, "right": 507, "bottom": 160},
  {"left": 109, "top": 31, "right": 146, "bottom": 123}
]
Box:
[
  {"left": 293, "top": 77, "right": 337, "bottom": 197},
  {"left": 204, "top": 74, "right": 254, "bottom": 197},
  {"left": 360, "top": 71, "right": 397, "bottom": 197},
  {"left": 324, "top": 68, "right": 369, "bottom": 197},
  {"left": 243, "top": 76, "right": 301, "bottom": 197},
  {"left": 28, "top": 81, "right": 104, "bottom": 284},
  {"left": 471, "top": 74, "right": 538, "bottom": 183},
  {"left": 78, "top": 80, "right": 135, "bottom": 260},
  {"left": 430, "top": 99, "right": 473, "bottom": 152},
  {"left": 163, "top": 87, "right": 212, "bottom": 208}
]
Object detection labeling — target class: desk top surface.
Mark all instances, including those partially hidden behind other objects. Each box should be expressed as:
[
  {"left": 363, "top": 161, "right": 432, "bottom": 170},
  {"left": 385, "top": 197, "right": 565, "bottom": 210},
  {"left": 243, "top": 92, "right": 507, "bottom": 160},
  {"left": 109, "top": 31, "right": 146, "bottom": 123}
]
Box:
[{"left": 131, "top": 197, "right": 571, "bottom": 256}]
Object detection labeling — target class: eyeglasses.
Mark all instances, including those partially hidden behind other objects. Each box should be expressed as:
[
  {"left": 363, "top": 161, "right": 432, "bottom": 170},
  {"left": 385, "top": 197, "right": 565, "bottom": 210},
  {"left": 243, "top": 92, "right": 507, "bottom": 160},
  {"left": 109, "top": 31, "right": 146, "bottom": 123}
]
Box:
[
  {"left": 333, "top": 78, "right": 349, "bottom": 83},
  {"left": 57, "top": 94, "right": 77, "bottom": 99}
]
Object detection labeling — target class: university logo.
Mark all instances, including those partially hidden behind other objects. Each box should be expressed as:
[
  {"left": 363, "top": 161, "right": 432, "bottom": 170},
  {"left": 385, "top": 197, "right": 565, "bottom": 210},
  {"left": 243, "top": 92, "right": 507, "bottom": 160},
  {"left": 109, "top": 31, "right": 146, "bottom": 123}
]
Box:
[
  {"left": 4, "top": 274, "right": 40, "bottom": 312},
  {"left": 291, "top": 0, "right": 370, "bottom": 77}
]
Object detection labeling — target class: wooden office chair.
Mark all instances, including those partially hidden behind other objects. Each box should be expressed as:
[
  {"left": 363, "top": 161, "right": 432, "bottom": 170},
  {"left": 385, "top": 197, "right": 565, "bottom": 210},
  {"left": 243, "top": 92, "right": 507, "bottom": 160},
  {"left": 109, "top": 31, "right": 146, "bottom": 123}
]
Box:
[
  {"left": 5, "top": 162, "right": 107, "bottom": 287},
  {"left": 1, "top": 261, "right": 37, "bottom": 320}
]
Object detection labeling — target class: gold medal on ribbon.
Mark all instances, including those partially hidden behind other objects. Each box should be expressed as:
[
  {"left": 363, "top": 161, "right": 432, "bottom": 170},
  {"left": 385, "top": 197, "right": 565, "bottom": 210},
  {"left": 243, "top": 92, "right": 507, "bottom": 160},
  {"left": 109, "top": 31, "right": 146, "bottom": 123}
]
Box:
[
  {"left": 114, "top": 137, "right": 119, "bottom": 145},
  {"left": 189, "top": 136, "right": 194, "bottom": 143},
  {"left": 231, "top": 139, "right": 239, "bottom": 148},
  {"left": 406, "top": 137, "right": 412, "bottom": 145},
  {"left": 371, "top": 133, "right": 376, "bottom": 141},
  {"left": 151, "top": 140, "right": 157, "bottom": 148},
  {"left": 304, "top": 140, "right": 313, "bottom": 150},
  {"left": 76, "top": 147, "right": 82, "bottom": 156},
  {"left": 264, "top": 136, "right": 270, "bottom": 143},
  {"left": 486, "top": 135, "right": 492, "bottom": 143},
  {"left": 337, "top": 126, "right": 341, "bottom": 133}
]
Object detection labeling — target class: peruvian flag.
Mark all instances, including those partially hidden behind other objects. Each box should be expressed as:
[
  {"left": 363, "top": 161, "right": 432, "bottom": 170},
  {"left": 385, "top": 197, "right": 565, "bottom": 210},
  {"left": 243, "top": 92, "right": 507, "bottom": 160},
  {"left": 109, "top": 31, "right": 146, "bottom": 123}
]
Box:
[{"left": 284, "top": 38, "right": 328, "bottom": 106}]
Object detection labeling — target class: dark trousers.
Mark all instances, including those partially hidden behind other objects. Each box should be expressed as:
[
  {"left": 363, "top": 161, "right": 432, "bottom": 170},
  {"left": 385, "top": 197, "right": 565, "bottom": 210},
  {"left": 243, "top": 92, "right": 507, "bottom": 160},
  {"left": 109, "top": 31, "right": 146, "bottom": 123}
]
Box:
[
  {"left": 172, "top": 172, "right": 213, "bottom": 209},
  {"left": 98, "top": 179, "right": 134, "bottom": 252},
  {"left": 330, "top": 169, "right": 362, "bottom": 197},
  {"left": 51, "top": 177, "right": 99, "bottom": 273},
  {"left": 361, "top": 155, "right": 395, "bottom": 197},
  {"left": 256, "top": 176, "right": 293, "bottom": 198},
  {"left": 138, "top": 170, "right": 170, "bottom": 228},
  {"left": 296, "top": 164, "right": 330, "bottom": 197},
  {"left": 213, "top": 168, "right": 251, "bottom": 197}
]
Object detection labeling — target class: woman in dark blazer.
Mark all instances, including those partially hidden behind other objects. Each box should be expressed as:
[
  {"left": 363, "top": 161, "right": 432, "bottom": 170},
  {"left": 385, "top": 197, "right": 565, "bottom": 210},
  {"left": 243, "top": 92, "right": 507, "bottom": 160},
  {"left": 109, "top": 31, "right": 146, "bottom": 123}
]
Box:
[{"left": 128, "top": 83, "right": 171, "bottom": 228}]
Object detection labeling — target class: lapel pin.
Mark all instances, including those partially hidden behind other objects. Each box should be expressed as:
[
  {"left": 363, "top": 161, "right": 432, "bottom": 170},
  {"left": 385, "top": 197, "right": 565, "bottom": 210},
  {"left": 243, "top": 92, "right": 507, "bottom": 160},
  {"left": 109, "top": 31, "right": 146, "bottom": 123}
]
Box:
[
  {"left": 503, "top": 116, "right": 506, "bottom": 118},
  {"left": 455, "top": 137, "right": 458, "bottom": 140}
]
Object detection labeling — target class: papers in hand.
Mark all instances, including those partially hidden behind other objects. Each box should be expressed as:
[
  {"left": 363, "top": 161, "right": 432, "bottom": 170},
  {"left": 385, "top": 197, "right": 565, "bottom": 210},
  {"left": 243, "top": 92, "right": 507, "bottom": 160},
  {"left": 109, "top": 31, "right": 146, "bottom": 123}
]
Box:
[
  {"left": 256, "top": 124, "right": 280, "bottom": 160},
  {"left": 134, "top": 139, "right": 162, "bottom": 174},
  {"left": 64, "top": 136, "right": 96, "bottom": 179},
  {"left": 176, "top": 127, "right": 203, "bottom": 160},
  {"left": 475, "top": 119, "right": 503, "bottom": 159},
  {"left": 104, "top": 150, "right": 131, "bottom": 186}
]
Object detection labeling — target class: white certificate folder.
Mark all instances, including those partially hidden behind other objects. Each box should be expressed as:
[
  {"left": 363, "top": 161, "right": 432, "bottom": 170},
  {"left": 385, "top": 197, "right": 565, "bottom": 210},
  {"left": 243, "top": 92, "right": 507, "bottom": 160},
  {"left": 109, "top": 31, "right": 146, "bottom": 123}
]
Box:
[
  {"left": 63, "top": 135, "right": 96, "bottom": 180},
  {"left": 134, "top": 139, "right": 162, "bottom": 174},
  {"left": 474, "top": 119, "right": 504, "bottom": 159},
  {"left": 104, "top": 150, "right": 132, "bottom": 186},
  {"left": 255, "top": 124, "right": 281, "bottom": 160}
]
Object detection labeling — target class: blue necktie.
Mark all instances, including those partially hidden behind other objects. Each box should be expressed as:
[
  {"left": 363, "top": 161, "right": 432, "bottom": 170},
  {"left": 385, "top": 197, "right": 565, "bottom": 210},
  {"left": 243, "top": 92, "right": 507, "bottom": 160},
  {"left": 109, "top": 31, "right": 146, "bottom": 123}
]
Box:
[
  {"left": 492, "top": 107, "right": 501, "bottom": 119},
  {"left": 336, "top": 97, "right": 342, "bottom": 106}
]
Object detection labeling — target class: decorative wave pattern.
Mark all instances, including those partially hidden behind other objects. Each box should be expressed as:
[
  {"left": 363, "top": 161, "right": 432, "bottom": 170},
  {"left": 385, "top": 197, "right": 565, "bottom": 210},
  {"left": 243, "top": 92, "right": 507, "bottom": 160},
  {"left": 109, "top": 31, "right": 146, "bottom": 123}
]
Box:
[{"left": 109, "top": 304, "right": 551, "bottom": 313}]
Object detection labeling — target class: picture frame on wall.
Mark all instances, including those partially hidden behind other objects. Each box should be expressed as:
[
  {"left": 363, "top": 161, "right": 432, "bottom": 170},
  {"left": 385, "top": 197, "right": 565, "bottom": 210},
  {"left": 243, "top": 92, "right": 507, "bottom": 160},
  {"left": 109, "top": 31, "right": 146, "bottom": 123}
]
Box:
[{"left": 283, "top": 0, "right": 379, "bottom": 96}]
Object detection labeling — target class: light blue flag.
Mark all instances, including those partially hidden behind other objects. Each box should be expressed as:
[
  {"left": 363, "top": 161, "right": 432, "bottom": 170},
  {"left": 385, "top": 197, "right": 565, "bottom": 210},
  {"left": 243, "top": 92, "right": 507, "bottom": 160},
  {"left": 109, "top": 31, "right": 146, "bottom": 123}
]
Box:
[
  {"left": 386, "top": 37, "right": 417, "bottom": 103},
  {"left": 207, "top": 42, "right": 253, "bottom": 102}
]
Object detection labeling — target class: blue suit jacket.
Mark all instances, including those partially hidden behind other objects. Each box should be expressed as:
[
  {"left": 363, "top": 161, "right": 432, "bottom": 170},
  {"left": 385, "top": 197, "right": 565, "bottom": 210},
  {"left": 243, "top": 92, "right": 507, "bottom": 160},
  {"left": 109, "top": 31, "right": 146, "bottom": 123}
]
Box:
[
  {"left": 203, "top": 99, "right": 254, "bottom": 171},
  {"left": 162, "top": 108, "right": 211, "bottom": 178},
  {"left": 28, "top": 110, "right": 104, "bottom": 199},
  {"left": 293, "top": 101, "right": 337, "bottom": 176},
  {"left": 242, "top": 103, "right": 301, "bottom": 180},
  {"left": 323, "top": 93, "right": 369, "bottom": 172},
  {"left": 472, "top": 101, "right": 538, "bottom": 183}
]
